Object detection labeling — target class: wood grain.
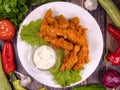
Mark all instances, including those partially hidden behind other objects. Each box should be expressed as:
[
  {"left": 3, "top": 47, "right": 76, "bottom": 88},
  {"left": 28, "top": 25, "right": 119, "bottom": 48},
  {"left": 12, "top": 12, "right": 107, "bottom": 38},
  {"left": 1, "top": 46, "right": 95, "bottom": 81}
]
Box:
[{"left": 0, "top": 0, "right": 120, "bottom": 90}]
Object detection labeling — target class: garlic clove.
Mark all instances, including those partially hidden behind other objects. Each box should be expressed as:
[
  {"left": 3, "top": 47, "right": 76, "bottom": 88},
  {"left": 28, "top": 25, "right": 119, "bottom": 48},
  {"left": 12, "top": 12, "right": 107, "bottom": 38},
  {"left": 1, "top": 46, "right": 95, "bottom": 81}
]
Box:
[
  {"left": 15, "top": 71, "right": 32, "bottom": 87},
  {"left": 20, "top": 76, "right": 31, "bottom": 87}
]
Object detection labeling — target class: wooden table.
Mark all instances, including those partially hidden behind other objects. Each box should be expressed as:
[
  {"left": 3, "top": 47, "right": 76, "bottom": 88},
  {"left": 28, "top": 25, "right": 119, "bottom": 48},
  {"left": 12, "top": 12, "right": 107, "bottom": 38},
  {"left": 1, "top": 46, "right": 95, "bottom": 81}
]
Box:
[{"left": 1, "top": 0, "right": 120, "bottom": 90}]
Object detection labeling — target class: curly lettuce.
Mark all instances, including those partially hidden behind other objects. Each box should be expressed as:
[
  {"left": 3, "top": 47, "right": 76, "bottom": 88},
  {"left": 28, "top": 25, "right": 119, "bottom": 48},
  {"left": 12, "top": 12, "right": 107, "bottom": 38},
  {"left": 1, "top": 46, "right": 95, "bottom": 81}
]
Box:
[
  {"left": 50, "top": 49, "right": 81, "bottom": 87},
  {"left": 0, "top": 0, "right": 28, "bottom": 27},
  {"left": 20, "top": 19, "right": 48, "bottom": 46}
]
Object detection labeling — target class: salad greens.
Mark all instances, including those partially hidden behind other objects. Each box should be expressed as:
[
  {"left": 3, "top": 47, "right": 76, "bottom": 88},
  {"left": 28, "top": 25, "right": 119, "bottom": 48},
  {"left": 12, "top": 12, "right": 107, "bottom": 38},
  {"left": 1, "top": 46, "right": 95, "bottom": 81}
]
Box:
[
  {"left": 0, "top": 0, "right": 28, "bottom": 27},
  {"left": 20, "top": 19, "right": 82, "bottom": 87},
  {"left": 50, "top": 49, "right": 81, "bottom": 87},
  {"left": 20, "top": 19, "right": 48, "bottom": 46}
]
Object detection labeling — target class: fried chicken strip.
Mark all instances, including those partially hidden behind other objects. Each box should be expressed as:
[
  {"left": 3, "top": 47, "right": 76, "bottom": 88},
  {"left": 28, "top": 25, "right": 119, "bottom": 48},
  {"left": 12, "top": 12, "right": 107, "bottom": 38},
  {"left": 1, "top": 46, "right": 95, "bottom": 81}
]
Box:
[
  {"left": 69, "top": 17, "right": 80, "bottom": 30},
  {"left": 40, "top": 9, "right": 89, "bottom": 71},
  {"left": 60, "top": 46, "right": 80, "bottom": 71},
  {"left": 56, "top": 15, "right": 69, "bottom": 29},
  {"left": 43, "top": 36, "right": 73, "bottom": 51},
  {"left": 73, "top": 46, "right": 89, "bottom": 71},
  {"left": 40, "top": 25, "right": 86, "bottom": 45}
]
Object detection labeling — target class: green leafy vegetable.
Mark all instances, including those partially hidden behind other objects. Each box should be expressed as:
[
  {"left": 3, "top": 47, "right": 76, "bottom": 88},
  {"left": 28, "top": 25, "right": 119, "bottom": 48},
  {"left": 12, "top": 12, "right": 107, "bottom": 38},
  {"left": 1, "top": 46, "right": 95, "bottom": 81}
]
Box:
[
  {"left": 0, "top": 0, "right": 28, "bottom": 27},
  {"left": 50, "top": 49, "right": 81, "bottom": 87},
  {"left": 98, "top": 0, "right": 120, "bottom": 28},
  {"left": 27, "top": 0, "right": 59, "bottom": 7},
  {"left": 20, "top": 19, "right": 48, "bottom": 46},
  {"left": 72, "top": 84, "right": 106, "bottom": 90}
]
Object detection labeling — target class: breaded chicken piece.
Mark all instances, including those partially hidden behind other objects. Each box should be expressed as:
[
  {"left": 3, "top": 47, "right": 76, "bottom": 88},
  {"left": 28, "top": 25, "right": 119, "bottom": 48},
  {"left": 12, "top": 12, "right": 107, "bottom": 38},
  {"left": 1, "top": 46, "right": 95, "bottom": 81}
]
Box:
[
  {"left": 60, "top": 46, "right": 80, "bottom": 71},
  {"left": 69, "top": 17, "right": 80, "bottom": 30},
  {"left": 40, "top": 9, "right": 88, "bottom": 46},
  {"left": 73, "top": 46, "right": 89, "bottom": 71},
  {"left": 41, "top": 9, "right": 53, "bottom": 25},
  {"left": 40, "top": 26, "right": 84, "bottom": 45},
  {"left": 73, "top": 63, "right": 83, "bottom": 71},
  {"left": 43, "top": 36, "right": 73, "bottom": 51},
  {"left": 41, "top": 9, "right": 58, "bottom": 29},
  {"left": 56, "top": 15, "right": 69, "bottom": 29},
  {"left": 76, "top": 25, "right": 84, "bottom": 35},
  {"left": 40, "top": 9, "right": 89, "bottom": 71}
]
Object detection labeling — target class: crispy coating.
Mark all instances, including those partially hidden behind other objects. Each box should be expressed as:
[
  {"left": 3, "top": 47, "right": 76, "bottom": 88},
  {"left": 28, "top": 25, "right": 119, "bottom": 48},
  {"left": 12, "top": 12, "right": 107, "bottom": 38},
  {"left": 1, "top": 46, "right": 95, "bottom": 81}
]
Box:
[
  {"left": 56, "top": 15, "right": 69, "bottom": 29},
  {"left": 39, "top": 9, "right": 89, "bottom": 71},
  {"left": 43, "top": 36, "right": 73, "bottom": 51},
  {"left": 73, "top": 46, "right": 89, "bottom": 71},
  {"left": 69, "top": 17, "right": 80, "bottom": 30},
  {"left": 40, "top": 26, "right": 86, "bottom": 45},
  {"left": 60, "top": 46, "right": 80, "bottom": 71}
]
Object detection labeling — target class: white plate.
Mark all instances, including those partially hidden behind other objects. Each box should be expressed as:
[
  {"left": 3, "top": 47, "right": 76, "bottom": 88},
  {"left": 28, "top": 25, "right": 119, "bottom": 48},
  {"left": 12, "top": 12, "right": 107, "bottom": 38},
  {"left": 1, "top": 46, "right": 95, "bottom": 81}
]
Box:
[{"left": 17, "top": 2, "right": 103, "bottom": 88}]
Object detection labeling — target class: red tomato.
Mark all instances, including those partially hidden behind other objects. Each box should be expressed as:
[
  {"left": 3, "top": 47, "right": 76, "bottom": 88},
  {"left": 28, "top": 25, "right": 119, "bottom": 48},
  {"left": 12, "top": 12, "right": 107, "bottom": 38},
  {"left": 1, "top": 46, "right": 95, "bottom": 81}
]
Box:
[{"left": 0, "top": 19, "right": 15, "bottom": 40}]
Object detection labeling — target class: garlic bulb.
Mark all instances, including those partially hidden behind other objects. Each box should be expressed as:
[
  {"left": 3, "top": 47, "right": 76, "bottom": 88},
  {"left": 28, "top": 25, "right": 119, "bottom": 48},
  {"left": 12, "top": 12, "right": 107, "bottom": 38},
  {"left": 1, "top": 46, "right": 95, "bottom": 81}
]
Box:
[{"left": 84, "top": 0, "right": 98, "bottom": 11}]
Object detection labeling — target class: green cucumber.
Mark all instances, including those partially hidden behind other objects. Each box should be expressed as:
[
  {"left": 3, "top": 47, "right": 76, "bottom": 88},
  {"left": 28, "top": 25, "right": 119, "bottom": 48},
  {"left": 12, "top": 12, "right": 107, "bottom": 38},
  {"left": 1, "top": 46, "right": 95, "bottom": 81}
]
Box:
[
  {"left": 98, "top": 0, "right": 120, "bottom": 28},
  {"left": 72, "top": 84, "right": 106, "bottom": 90},
  {"left": 0, "top": 51, "right": 12, "bottom": 90}
]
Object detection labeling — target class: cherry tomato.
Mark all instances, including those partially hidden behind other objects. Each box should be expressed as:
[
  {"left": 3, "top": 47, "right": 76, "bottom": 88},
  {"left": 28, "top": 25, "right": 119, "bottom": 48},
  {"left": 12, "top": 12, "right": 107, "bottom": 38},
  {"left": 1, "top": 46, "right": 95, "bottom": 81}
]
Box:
[{"left": 0, "top": 19, "right": 15, "bottom": 40}]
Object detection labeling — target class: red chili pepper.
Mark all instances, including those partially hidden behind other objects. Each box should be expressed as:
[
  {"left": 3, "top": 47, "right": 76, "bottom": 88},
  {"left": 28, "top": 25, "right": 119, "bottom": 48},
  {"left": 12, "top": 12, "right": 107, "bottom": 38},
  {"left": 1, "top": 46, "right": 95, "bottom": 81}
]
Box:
[
  {"left": 1, "top": 41, "right": 15, "bottom": 74},
  {"left": 108, "top": 24, "right": 120, "bottom": 44},
  {"left": 105, "top": 24, "right": 120, "bottom": 66},
  {"left": 106, "top": 47, "right": 120, "bottom": 66}
]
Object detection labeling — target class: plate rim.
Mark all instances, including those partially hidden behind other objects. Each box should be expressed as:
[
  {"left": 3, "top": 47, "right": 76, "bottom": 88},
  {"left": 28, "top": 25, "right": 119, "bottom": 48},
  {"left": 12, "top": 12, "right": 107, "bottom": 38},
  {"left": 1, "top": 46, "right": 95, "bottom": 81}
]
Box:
[{"left": 17, "top": 1, "right": 104, "bottom": 88}]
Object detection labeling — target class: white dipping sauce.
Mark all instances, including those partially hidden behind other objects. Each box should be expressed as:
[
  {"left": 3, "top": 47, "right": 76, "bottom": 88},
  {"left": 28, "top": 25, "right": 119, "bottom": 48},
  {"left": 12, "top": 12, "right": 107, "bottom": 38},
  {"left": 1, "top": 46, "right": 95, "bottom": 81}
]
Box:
[{"left": 33, "top": 45, "right": 56, "bottom": 70}]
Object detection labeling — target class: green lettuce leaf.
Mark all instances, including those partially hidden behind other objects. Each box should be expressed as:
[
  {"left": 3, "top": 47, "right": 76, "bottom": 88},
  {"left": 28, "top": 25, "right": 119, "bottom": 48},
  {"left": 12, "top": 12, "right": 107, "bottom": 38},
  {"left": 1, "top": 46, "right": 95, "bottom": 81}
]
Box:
[
  {"left": 50, "top": 49, "right": 81, "bottom": 87},
  {"left": 20, "top": 19, "right": 48, "bottom": 46}
]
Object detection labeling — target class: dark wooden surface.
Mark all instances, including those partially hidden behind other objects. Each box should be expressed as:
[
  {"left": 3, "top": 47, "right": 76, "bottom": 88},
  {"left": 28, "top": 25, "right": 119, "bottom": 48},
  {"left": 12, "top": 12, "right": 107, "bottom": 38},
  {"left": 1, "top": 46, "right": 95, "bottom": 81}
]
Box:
[{"left": 1, "top": 0, "right": 120, "bottom": 90}]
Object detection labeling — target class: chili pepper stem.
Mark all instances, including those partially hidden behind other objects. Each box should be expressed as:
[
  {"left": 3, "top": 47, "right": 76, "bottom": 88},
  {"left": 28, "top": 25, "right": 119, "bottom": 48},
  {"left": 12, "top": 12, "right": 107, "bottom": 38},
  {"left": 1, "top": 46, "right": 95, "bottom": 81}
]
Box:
[
  {"left": 8, "top": 72, "right": 17, "bottom": 81},
  {"left": 104, "top": 49, "right": 109, "bottom": 63}
]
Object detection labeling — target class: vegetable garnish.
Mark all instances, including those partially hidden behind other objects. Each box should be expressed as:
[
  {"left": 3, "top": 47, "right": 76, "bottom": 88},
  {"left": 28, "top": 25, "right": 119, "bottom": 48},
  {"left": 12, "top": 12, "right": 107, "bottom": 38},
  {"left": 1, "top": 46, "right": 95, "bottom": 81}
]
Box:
[
  {"left": 9, "top": 72, "right": 27, "bottom": 90},
  {"left": 106, "top": 47, "right": 120, "bottom": 66},
  {"left": 108, "top": 24, "right": 120, "bottom": 44},
  {"left": 1, "top": 41, "right": 26, "bottom": 90},
  {"left": 15, "top": 71, "right": 31, "bottom": 87},
  {"left": 0, "top": 47, "right": 12, "bottom": 90},
  {"left": 101, "top": 69, "right": 120, "bottom": 89},
  {"left": 0, "top": 0, "right": 28, "bottom": 27},
  {"left": 98, "top": 0, "right": 120, "bottom": 28},
  {"left": 0, "top": 19, "right": 15, "bottom": 40},
  {"left": 49, "top": 49, "right": 81, "bottom": 87},
  {"left": 84, "top": 0, "right": 98, "bottom": 11},
  {"left": 105, "top": 24, "right": 120, "bottom": 66},
  {"left": 72, "top": 84, "right": 105, "bottom": 90},
  {"left": 20, "top": 19, "right": 48, "bottom": 46},
  {"left": 2, "top": 41, "right": 15, "bottom": 73}
]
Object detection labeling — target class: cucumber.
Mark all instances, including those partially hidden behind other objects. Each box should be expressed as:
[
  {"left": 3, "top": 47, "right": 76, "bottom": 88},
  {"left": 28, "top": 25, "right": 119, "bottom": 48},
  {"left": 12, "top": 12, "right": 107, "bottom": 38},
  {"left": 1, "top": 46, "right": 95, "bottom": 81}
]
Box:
[
  {"left": 98, "top": 0, "right": 120, "bottom": 28},
  {"left": 72, "top": 84, "right": 106, "bottom": 90},
  {"left": 0, "top": 51, "right": 12, "bottom": 90}
]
